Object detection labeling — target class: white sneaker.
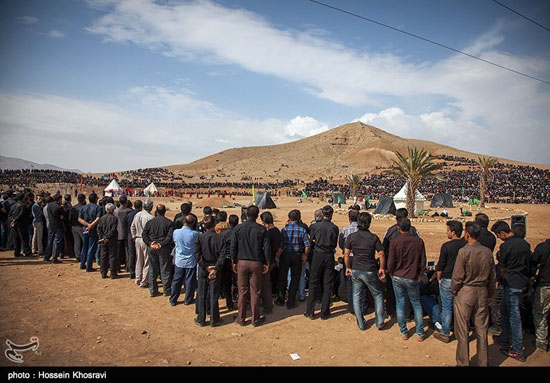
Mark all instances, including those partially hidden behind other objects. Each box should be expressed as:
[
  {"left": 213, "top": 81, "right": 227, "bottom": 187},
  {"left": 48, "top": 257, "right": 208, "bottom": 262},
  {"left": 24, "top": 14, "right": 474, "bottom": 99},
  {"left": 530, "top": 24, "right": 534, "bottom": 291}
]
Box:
[{"left": 435, "top": 322, "right": 442, "bottom": 331}]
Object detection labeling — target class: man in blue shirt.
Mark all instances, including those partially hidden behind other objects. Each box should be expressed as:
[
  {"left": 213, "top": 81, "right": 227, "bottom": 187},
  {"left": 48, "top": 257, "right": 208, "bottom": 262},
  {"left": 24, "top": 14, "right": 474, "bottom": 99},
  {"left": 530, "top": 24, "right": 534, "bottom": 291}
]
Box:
[
  {"left": 78, "top": 193, "right": 103, "bottom": 272},
  {"left": 170, "top": 215, "right": 199, "bottom": 306}
]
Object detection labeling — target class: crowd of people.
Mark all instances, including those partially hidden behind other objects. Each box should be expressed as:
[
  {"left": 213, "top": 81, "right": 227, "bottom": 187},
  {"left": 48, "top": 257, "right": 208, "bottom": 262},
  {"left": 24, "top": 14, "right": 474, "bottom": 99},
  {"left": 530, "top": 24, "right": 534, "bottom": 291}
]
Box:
[
  {"left": 2, "top": 188, "right": 548, "bottom": 366},
  {"left": 2, "top": 155, "right": 549, "bottom": 203}
]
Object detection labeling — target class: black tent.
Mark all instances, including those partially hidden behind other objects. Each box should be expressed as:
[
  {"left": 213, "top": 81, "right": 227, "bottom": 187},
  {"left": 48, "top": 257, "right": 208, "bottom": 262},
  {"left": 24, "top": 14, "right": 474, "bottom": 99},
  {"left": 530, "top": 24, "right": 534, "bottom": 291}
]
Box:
[
  {"left": 250, "top": 191, "right": 276, "bottom": 209},
  {"left": 430, "top": 193, "right": 454, "bottom": 208},
  {"left": 331, "top": 192, "right": 347, "bottom": 204},
  {"left": 373, "top": 196, "right": 396, "bottom": 215}
]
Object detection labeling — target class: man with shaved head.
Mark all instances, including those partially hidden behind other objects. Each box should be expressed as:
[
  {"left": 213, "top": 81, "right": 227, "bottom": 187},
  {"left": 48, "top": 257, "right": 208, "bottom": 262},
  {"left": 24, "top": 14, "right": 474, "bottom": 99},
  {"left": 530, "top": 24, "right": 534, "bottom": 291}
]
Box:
[
  {"left": 97, "top": 203, "right": 119, "bottom": 279},
  {"left": 142, "top": 204, "right": 174, "bottom": 297},
  {"left": 131, "top": 199, "right": 154, "bottom": 288}
]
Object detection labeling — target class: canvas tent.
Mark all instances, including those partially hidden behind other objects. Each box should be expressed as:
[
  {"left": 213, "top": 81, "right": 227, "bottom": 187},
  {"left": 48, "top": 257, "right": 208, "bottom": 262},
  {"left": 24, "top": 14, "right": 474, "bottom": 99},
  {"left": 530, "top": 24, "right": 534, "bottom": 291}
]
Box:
[
  {"left": 250, "top": 191, "right": 276, "bottom": 209},
  {"left": 374, "top": 196, "right": 396, "bottom": 215},
  {"left": 331, "top": 192, "right": 347, "bottom": 205},
  {"left": 430, "top": 193, "right": 454, "bottom": 208},
  {"left": 144, "top": 182, "right": 158, "bottom": 196},
  {"left": 393, "top": 183, "right": 426, "bottom": 211},
  {"left": 104, "top": 179, "right": 122, "bottom": 197}
]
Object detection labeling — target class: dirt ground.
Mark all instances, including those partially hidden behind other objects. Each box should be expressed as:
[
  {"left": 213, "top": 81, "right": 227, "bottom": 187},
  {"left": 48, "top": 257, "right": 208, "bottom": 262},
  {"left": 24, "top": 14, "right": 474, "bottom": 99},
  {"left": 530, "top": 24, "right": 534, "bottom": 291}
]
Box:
[{"left": 1, "top": 197, "right": 549, "bottom": 367}]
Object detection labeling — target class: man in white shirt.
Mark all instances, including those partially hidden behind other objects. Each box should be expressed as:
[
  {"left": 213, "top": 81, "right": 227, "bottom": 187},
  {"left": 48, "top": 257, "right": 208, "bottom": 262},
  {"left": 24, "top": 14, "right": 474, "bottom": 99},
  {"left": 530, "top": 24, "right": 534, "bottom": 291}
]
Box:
[{"left": 131, "top": 199, "right": 154, "bottom": 288}]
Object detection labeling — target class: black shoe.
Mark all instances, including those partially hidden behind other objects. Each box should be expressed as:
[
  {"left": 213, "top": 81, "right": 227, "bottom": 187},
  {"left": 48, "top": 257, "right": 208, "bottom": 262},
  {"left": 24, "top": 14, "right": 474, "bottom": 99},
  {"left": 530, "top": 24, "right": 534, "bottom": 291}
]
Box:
[
  {"left": 303, "top": 313, "right": 314, "bottom": 320},
  {"left": 163, "top": 291, "right": 171, "bottom": 297},
  {"left": 170, "top": 301, "right": 177, "bottom": 307},
  {"left": 320, "top": 314, "right": 330, "bottom": 321},
  {"left": 253, "top": 317, "right": 266, "bottom": 327},
  {"left": 274, "top": 299, "right": 284, "bottom": 307},
  {"left": 80, "top": 265, "right": 86, "bottom": 270},
  {"left": 86, "top": 268, "right": 96, "bottom": 272},
  {"left": 110, "top": 274, "right": 119, "bottom": 279},
  {"left": 184, "top": 300, "right": 195, "bottom": 306},
  {"left": 140, "top": 284, "right": 149, "bottom": 289},
  {"left": 233, "top": 315, "right": 246, "bottom": 327},
  {"left": 150, "top": 291, "right": 159, "bottom": 298},
  {"left": 52, "top": 259, "right": 62, "bottom": 264},
  {"left": 130, "top": 274, "right": 136, "bottom": 279},
  {"left": 210, "top": 319, "right": 224, "bottom": 327},
  {"left": 101, "top": 274, "right": 108, "bottom": 279},
  {"left": 194, "top": 318, "right": 206, "bottom": 327}
]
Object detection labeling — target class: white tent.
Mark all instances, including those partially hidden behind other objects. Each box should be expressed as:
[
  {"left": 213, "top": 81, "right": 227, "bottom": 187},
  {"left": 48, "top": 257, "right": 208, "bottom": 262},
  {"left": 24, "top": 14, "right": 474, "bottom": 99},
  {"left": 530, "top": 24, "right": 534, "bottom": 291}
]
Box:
[
  {"left": 144, "top": 182, "right": 158, "bottom": 196},
  {"left": 104, "top": 179, "right": 122, "bottom": 197},
  {"left": 393, "top": 183, "right": 426, "bottom": 211}
]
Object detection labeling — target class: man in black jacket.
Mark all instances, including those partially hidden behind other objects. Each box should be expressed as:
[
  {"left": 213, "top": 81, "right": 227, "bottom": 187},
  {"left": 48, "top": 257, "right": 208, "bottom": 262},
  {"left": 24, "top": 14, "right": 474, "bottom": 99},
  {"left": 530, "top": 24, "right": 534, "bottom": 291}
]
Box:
[
  {"left": 9, "top": 192, "right": 32, "bottom": 257},
  {"left": 70, "top": 194, "right": 86, "bottom": 261},
  {"left": 44, "top": 194, "right": 65, "bottom": 263},
  {"left": 194, "top": 216, "right": 225, "bottom": 327},
  {"left": 305, "top": 205, "right": 339, "bottom": 320},
  {"left": 97, "top": 203, "right": 119, "bottom": 279},
  {"left": 231, "top": 205, "right": 271, "bottom": 327},
  {"left": 142, "top": 204, "right": 174, "bottom": 297}
]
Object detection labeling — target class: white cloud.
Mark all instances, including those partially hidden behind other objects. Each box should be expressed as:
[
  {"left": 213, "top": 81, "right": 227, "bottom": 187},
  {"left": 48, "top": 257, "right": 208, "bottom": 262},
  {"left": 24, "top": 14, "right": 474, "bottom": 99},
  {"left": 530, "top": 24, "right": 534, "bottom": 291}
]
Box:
[
  {"left": 284, "top": 116, "right": 328, "bottom": 139},
  {"left": 0, "top": 88, "right": 327, "bottom": 172},
  {"left": 47, "top": 30, "right": 65, "bottom": 39},
  {"left": 16, "top": 16, "right": 38, "bottom": 24}
]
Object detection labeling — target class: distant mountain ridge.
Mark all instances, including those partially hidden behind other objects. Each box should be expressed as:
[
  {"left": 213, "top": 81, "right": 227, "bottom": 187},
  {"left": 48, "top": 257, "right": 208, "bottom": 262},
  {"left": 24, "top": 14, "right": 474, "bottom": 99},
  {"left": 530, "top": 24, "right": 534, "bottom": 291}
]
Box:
[{"left": 0, "top": 156, "right": 82, "bottom": 173}]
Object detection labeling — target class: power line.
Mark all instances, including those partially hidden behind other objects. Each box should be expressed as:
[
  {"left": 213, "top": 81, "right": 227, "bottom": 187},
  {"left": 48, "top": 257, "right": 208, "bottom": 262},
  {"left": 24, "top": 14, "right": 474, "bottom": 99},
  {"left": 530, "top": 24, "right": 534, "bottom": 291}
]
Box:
[
  {"left": 307, "top": 0, "right": 549, "bottom": 85},
  {"left": 491, "top": 0, "right": 550, "bottom": 32}
]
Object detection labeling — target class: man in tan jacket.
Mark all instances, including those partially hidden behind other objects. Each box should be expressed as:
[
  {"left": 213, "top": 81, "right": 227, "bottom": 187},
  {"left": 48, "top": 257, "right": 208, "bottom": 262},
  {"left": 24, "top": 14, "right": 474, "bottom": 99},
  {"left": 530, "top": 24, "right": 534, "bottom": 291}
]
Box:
[{"left": 451, "top": 221, "right": 496, "bottom": 367}]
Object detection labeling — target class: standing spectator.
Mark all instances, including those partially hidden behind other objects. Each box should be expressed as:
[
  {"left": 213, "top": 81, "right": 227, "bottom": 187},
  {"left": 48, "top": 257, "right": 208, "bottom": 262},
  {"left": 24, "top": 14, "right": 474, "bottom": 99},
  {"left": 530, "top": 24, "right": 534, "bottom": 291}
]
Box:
[
  {"left": 0, "top": 192, "right": 10, "bottom": 250},
  {"left": 69, "top": 194, "right": 86, "bottom": 261},
  {"left": 277, "top": 210, "right": 310, "bottom": 309},
  {"left": 9, "top": 192, "right": 32, "bottom": 257},
  {"left": 231, "top": 205, "right": 271, "bottom": 327},
  {"left": 113, "top": 196, "right": 132, "bottom": 272},
  {"left": 97, "top": 203, "right": 119, "bottom": 279},
  {"left": 194, "top": 215, "right": 225, "bottom": 327},
  {"left": 339, "top": 209, "right": 360, "bottom": 314},
  {"left": 491, "top": 220, "right": 531, "bottom": 362},
  {"left": 305, "top": 205, "right": 339, "bottom": 320},
  {"left": 44, "top": 194, "right": 65, "bottom": 263},
  {"left": 78, "top": 193, "right": 102, "bottom": 272},
  {"left": 260, "top": 211, "right": 282, "bottom": 314},
  {"left": 451, "top": 222, "right": 496, "bottom": 367},
  {"left": 531, "top": 239, "right": 550, "bottom": 352},
  {"left": 62, "top": 194, "right": 74, "bottom": 258},
  {"left": 142, "top": 204, "right": 174, "bottom": 297},
  {"left": 344, "top": 212, "right": 386, "bottom": 331},
  {"left": 170, "top": 215, "right": 198, "bottom": 306},
  {"left": 131, "top": 199, "right": 154, "bottom": 289},
  {"left": 434, "top": 220, "right": 467, "bottom": 343},
  {"left": 197, "top": 206, "right": 213, "bottom": 233},
  {"left": 387, "top": 218, "right": 427, "bottom": 341},
  {"left": 125, "top": 200, "right": 141, "bottom": 279},
  {"left": 217, "top": 214, "right": 239, "bottom": 311},
  {"left": 31, "top": 195, "right": 45, "bottom": 256}
]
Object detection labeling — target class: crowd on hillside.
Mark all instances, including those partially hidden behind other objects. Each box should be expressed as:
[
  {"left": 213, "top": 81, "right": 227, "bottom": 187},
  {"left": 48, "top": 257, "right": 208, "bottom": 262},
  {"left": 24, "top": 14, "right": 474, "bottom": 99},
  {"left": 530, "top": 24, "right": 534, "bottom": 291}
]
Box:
[
  {"left": 3, "top": 188, "right": 548, "bottom": 365},
  {"left": 1, "top": 156, "right": 549, "bottom": 203}
]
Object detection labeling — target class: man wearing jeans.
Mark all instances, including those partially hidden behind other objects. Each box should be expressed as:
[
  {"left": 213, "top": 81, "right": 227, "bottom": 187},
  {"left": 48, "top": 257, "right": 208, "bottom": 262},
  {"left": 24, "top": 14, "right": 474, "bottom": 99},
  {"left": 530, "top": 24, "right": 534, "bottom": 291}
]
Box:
[
  {"left": 387, "top": 218, "right": 427, "bottom": 341},
  {"left": 170, "top": 215, "right": 198, "bottom": 306},
  {"left": 344, "top": 212, "right": 386, "bottom": 331},
  {"left": 339, "top": 209, "right": 359, "bottom": 315},
  {"left": 434, "top": 220, "right": 466, "bottom": 343},
  {"left": 491, "top": 220, "right": 531, "bottom": 362},
  {"left": 78, "top": 193, "right": 102, "bottom": 272}
]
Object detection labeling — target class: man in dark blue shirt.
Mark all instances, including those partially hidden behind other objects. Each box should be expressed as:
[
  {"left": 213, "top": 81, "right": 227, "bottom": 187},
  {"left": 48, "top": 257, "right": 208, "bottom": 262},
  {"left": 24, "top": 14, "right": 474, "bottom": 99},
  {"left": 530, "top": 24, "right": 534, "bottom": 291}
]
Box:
[{"left": 78, "top": 193, "right": 103, "bottom": 272}]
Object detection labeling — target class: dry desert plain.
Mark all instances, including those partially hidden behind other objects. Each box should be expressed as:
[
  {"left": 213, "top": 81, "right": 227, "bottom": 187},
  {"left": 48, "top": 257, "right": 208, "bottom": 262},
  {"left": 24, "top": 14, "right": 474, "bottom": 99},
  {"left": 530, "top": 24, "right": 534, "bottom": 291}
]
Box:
[{"left": 1, "top": 196, "right": 549, "bottom": 367}]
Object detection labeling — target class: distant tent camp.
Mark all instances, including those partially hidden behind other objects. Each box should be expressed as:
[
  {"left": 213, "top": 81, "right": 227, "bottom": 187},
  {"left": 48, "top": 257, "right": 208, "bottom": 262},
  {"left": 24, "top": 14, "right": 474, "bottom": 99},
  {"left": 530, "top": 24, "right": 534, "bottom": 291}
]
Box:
[
  {"left": 250, "top": 191, "right": 276, "bottom": 209},
  {"left": 104, "top": 179, "right": 122, "bottom": 197},
  {"left": 144, "top": 182, "right": 158, "bottom": 196},
  {"left": 430, "top": 193, "right": 454, "bottom": 208},
  {"left": 393, "top": 183, "right": 426, "bottom": 211},
  {"left": 374, "top": 196, "right": 396, "bottom": 215},
  {"left": 331, "top": 192, "right": 347, "bottom": 205}
]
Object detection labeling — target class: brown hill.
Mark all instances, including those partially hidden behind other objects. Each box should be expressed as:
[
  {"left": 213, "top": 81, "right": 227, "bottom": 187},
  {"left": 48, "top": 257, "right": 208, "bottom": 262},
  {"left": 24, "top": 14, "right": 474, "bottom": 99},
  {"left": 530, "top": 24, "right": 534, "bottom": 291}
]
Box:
[{"left": 163, "top": 122, "right": 548, "bottom": 182}]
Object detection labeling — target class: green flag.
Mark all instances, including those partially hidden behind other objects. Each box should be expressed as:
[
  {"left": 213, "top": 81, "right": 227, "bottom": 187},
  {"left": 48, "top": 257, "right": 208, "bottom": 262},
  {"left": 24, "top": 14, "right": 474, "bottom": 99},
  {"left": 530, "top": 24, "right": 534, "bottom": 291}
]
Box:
[{"left": 301, "top": 190, "right": 307, "bottom": 198}]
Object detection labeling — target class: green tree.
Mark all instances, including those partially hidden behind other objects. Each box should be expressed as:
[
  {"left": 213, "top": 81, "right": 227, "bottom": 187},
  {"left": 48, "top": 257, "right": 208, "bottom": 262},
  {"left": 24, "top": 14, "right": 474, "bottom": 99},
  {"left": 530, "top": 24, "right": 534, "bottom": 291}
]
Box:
[
  {"left": 345, "top": 174, "right": 362, "bottom": 201},
  {"left": 387, "top": 147, "right": 441, "bottom": 218},
  {"left": 476, "top": 156, "right": 498, "bottom": 207}
]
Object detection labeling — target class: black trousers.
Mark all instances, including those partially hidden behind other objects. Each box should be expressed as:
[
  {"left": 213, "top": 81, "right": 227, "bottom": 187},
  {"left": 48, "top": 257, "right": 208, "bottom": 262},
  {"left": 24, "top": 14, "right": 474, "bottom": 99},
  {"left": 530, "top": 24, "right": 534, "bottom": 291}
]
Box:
[
  {"left": 14, "top": 223, "right": 31, "bottom": 257},
  {"left": 148, "top": 250, "right": 173, "bottom": 295},
  {"left": 117, "top": 239, "right": 127, "bottom": 267},
  {"left": 306, "top": 252, "right": 335, "bottom": 317},
  {"left": 100, "top": 239, "right": 118, "bottom": 276},
  {"left": 126, "top": 236, "right": 136, "bottom": 276},
  {"left": 220, "top": 258, "right": 234, "bottom": 309},
  {"left": 278, "top": 251, "right": 302, "bottom": 306},
  {"left": 196, "top": 267, "right": 221, "bottom": 324}
]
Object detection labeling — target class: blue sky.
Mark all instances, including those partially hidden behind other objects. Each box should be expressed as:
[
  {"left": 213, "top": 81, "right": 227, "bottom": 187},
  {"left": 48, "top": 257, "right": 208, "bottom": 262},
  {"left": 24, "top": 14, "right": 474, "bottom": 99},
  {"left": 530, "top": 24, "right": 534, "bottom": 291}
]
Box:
[{"left": 1, "top": 0, "right": 549, "bottom": 172}]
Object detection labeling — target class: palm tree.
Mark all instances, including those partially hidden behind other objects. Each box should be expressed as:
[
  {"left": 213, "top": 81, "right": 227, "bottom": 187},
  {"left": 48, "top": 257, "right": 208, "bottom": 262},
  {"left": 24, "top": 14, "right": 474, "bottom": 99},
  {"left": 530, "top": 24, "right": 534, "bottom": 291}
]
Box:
[
  {"left": 476, "top": 156, "right": 497, "bottom": 207},
  {"left": 387, "top": 147, "right": 441, "bottom": 218},
  {"left": 345, "top": 174, "right": 361, "bottom": 202}
]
